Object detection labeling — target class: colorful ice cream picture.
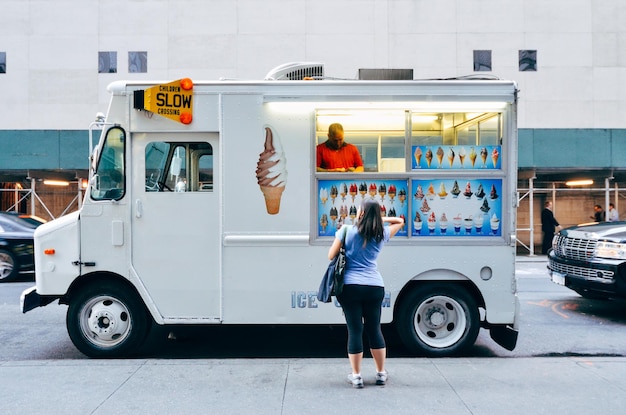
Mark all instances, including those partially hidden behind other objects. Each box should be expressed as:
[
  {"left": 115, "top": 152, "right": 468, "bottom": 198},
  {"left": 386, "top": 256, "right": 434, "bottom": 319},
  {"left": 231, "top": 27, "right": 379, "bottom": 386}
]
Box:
[
  {"left": 411, "top": 179, "right": 503, "bottom": 237},
  {"left": 411, "top": 145, "right": 501, "bottom": 170},
  {"left": 318, "top": 179, "right": 408, "bottom": 237},
  {"left": 256, "top": 126, "right": 287, "bottom": 215}
]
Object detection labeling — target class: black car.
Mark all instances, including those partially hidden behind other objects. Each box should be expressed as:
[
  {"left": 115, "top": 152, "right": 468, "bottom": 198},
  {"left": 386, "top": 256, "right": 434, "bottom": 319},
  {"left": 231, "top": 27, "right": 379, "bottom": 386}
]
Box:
[
  {"left": 548, "top": 221, "right": 626, "bottom": 300},
  {"left": 0, "top": 212, "right": 43, "bottom": 282}
]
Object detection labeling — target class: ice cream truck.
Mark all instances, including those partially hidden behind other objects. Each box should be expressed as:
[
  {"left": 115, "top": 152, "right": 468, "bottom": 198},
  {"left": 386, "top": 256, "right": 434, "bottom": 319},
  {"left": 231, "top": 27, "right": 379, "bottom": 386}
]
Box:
[{"left": 21, "top": 64, "right": 520, "bottom": 357}]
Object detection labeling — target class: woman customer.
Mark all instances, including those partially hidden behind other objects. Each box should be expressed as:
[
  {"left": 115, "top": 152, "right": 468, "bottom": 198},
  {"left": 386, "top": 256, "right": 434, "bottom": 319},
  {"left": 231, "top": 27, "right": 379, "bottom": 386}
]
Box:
[{"left": 328, "top": 199, "right": 404, "bottom": 388}]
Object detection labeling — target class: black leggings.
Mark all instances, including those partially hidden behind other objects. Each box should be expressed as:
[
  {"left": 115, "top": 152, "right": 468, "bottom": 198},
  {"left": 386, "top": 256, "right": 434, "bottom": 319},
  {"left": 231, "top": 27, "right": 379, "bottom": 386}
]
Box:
[{"left": 337, "top": 285, "right": 386, "bottom": 354}]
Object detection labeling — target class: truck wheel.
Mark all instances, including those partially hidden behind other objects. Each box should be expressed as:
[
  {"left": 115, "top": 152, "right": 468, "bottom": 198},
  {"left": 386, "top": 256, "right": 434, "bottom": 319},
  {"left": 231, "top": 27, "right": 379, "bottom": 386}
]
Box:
[
  {"left": 67, "top": 282, "right": 150, "bottom": 358},
  {"left": 0, "top": 249, "right": 18, "bottom": 281},
  {"left": 397, "top": 284, "right": 479, "bottom": 357}
]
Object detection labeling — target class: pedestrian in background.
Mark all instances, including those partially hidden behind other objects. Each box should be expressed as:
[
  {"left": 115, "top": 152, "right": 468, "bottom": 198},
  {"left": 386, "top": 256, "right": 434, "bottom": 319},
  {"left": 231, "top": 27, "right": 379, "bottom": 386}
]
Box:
[
  {"left": 541, "top": 200, "right": 560, "bottom": 255},
  {"left": 608, "top": 203, "right": 619, "bottom": 222},
  {"left": 590, "top": 204, "right": 605, "bottom": 222},
  {"left": 327, "top": 199, "right": 403, "bottom": 388}
]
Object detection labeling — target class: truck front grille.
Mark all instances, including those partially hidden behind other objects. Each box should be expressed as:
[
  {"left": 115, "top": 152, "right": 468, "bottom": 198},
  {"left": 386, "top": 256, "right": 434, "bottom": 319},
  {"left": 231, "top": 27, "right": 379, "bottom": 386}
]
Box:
[
  {"left": 553, "top": 235, "right": 596, "bottom": 261},
  {"left": 549, "top": 260, "right": 615, "bottom": 283}
]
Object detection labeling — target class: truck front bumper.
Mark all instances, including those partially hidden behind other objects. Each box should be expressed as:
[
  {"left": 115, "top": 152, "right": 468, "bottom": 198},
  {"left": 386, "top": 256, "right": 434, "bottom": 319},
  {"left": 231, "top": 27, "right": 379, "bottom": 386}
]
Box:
[{"left": 20, "top": 286, "right": 59, "bottom": 313}]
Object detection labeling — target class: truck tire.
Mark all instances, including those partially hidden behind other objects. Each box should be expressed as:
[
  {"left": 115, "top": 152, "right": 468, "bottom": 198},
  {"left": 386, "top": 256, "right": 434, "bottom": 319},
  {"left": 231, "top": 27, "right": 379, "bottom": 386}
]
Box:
[
  {"left": 0, "top": 249, "right": 18, "bottom": 281},
  {"left": 397, "top": 284, "right": 479, "bottom": 357},
  {"left": 67, "top": 282, "right": 150, "bottom": 358}
]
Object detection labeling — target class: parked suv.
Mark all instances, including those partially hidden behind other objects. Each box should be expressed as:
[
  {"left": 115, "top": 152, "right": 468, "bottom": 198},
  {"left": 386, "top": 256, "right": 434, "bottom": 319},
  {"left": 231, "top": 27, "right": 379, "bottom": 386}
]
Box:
[{"left": 548, "top": 221, "right": 626, "bottom": 300}]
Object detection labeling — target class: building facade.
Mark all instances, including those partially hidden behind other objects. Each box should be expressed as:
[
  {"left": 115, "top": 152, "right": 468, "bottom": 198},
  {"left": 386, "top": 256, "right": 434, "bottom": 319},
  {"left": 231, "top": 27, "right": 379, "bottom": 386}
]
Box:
[{"left": 1, "top": 0, "right": 625, "bottom": 252}]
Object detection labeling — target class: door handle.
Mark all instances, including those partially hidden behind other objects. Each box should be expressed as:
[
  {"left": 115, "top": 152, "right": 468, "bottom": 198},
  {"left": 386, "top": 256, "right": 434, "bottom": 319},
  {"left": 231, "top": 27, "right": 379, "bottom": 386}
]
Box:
[{"left": 135, "top": 199, "right": 143, "bottom": 218}]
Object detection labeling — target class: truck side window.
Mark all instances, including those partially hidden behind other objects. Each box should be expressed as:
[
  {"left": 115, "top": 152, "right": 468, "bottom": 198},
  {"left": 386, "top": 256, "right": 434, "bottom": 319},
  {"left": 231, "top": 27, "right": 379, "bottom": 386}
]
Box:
[
  {"left": 92, "top": 127, "right": 125, "bottom": 200},
  {"left": 145, "top": 141, "right": 212, "bottom": 192}
]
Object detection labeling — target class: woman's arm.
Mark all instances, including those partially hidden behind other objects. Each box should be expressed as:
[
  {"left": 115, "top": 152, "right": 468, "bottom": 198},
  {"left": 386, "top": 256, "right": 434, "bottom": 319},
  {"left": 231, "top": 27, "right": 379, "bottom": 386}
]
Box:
[
  {"left": 384, "top": 216, "right": 405, "bottom": 238},
  {"left": 328, "top": 236, "right": 342, "bottom": 260}
]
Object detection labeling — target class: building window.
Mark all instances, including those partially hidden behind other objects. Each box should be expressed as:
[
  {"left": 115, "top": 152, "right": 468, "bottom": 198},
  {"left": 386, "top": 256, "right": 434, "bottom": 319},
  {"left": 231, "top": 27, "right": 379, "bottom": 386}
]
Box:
[
  {"left": 473, "top": 50, "right": 492, "bottom": 72},
  {"left": 0, "top": 52, "right": 6, "bottom": 74},
  {"left": 129, "top": 51, "right": 148, "bottom": 73},
  {"left": 98, "top": 52, "right": 117, "bottom": 73},
  {"left": 519, "top": 50, "right": 537, "bottom": 71}
]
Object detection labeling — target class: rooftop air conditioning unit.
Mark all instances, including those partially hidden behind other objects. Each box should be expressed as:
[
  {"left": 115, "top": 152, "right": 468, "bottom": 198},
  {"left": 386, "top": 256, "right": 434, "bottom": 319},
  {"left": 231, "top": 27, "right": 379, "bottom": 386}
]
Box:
[{"left": 264, "top": 62, "right": 324, "bottom": 80}]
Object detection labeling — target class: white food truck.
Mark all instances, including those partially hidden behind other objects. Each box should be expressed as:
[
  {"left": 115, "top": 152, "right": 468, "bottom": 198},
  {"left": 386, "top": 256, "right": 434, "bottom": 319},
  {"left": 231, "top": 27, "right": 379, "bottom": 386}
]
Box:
[{"left": 22, "top": 64, "right": 520, "bottom": 357}]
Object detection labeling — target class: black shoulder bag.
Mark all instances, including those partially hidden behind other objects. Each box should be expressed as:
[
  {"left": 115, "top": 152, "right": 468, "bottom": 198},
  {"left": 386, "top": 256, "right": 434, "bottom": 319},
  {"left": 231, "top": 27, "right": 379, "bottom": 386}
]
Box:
[{"left": 317, "top": 226, "right": 348, "bottom": 303}]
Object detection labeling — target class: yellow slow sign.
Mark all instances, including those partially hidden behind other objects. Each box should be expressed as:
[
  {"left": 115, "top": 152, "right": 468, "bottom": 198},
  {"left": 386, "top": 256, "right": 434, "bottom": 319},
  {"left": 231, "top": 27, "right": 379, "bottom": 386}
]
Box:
[{"left": 144, "top": 78, "right": 193, "bottom": 124}]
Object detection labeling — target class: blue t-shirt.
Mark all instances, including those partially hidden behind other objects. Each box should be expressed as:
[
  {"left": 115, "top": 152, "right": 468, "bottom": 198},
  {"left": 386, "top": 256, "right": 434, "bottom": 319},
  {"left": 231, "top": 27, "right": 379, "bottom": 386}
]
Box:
[{"left": 335, "top": 225, "right": 390, "bottom": 287}]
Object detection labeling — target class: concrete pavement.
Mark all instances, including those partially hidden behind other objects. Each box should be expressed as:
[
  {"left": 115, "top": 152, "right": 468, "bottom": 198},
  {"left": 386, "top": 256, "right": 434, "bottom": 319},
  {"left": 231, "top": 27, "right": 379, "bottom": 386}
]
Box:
[{"left": 2, "top": 356, "right": 625, "bottom": 414}]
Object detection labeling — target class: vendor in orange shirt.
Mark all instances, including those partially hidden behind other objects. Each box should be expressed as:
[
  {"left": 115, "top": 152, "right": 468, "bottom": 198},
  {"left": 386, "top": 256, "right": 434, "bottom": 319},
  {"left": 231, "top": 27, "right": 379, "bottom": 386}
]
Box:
[{"left": 316, "top": 123, "right": 364, "bottom": 172}]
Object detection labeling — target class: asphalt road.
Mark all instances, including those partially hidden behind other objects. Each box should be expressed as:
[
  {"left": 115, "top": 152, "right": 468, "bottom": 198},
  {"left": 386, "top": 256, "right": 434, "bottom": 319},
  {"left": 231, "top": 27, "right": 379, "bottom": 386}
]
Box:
[{"left": 1, "top": 258, "right": 625, "bottom": 360}]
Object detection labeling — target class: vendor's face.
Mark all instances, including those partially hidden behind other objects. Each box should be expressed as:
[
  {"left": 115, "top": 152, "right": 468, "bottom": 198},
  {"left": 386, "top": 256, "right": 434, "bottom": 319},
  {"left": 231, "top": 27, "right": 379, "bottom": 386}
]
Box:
[{"left": 329, "top": 130, "right": 344, "bottom": 147}]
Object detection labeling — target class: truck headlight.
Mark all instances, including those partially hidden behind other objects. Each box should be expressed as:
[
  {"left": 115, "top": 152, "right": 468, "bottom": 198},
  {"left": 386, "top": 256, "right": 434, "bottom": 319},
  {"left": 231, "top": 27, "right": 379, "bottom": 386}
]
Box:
[{"left": 595, "top": 241, "right": 626, "bottom": 260}]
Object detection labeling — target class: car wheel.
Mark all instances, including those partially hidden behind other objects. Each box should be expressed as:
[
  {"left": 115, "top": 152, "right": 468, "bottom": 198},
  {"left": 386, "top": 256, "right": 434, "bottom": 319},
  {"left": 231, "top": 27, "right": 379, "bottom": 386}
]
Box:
[
  {"left": 0, "top": 249, "right": 18, "bottom": 281},
  {"left": 67, "top": 282, "right": 151, "bottom": 358},
  {"left": 397, "top": 284, "right": 480, "bottom": 357}
]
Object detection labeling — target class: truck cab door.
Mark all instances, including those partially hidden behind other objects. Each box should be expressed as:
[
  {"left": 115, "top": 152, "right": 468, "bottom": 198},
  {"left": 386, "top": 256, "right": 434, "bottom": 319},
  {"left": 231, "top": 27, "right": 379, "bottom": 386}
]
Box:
[{"left": 131, "top": 133, "right": 220, "bottom": 320}]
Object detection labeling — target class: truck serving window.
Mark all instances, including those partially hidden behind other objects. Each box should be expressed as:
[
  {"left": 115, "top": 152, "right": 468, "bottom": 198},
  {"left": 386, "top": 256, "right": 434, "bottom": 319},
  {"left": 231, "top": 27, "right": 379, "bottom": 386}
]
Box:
[
  {"left": 92, "top": 126, "right": 125, "bottom": 201},
  {"left": 316, "top": 109, "right": 406, "bottom": 173},
  {"left": 145, "top": 141, "right": 213, "bottom": 192}
]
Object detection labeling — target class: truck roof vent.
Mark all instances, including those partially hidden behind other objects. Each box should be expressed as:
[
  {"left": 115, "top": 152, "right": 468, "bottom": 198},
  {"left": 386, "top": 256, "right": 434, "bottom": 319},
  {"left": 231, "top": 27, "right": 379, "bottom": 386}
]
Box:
[
  {"left": 358, "top": 68, "right": 414, "bottom": 80},
  {"left": 264, "top": 62, "right": 324, "bottom": 80}
]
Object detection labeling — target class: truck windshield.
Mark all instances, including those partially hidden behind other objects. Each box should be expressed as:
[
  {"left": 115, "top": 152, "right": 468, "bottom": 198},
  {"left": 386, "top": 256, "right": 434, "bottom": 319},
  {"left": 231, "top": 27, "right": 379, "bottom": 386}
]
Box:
[{"left": 91, "top": 127, "right": 125, "bottom": 200}]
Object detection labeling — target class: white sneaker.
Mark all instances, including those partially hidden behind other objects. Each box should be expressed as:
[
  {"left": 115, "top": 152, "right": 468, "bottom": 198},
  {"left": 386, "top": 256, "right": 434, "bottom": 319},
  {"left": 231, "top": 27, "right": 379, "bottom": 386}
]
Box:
[
  {"left": 347, "top": 373, "right": 364, "bottom": 388},
  {"left": 375, "top": 370, "right": 388, "bottom": 386}
]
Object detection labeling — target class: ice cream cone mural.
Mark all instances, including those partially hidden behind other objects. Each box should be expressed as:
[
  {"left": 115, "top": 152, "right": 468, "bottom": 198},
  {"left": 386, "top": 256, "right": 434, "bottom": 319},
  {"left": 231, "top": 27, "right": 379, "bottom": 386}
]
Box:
[
  {"left": 491, "top": 147, "right": 499, "bottom": 168},
  {"left": 256, "top": 127, "right": 287, "bottom": 215},
  {"left": 490, "top": 213, "right": 500, "bottom": 234},
  {"left": 359, "top": 182, "right": 367, "bottom": 198},
  {"left": 453, "top": 213, "right": 462, "bottom": 234},
  {"left": 459, "top": 147, "right": 466, "bottom": 167},
  {"left": 330, "top": 185, "right": 338, "bottom": 204},
  {"left": 411, "top": 179, "right": 502, "bottom": 238},
  {"left": 447, "top": 147, "right": 455, "bottom": 167},
  {"left": 414, "top": 146, "right": 422, "bottom": 167},
  {"left": 329, "top": 206, "right": 338, "bottom": 226},
  {"left": 349, "top": 183, "right": 358, "bottom": 202},
  {"left": 349, "top": 205, "right": 357, "bottom": 223},
  {"left": 427, "top": 212, "right": 437, "bottom": 234},
  {"left": 378, "top": 183, "right": 386, "bottom": 200},
  {"left": 319, "top": 188, "right": 328, "bottom": 205},
  {"left": 436, "top": 146, "right": 444, "bottom": 168},
  {"left": 425, "top": 148, "right": 433, "bottom": 168},
  {"left": 413, "top": 211, "right": 422, "bottom": 235},
  {"left": 340, "top": 183, "right": 348, "bottom": 202},
  {"left": 398, "top": 188, "right": 406, "bottom": 206},
  {"left": 480, "top": 147, "right": 488, "bottom": 168},
  {"left": 368, "top": 182, "right": 377, "bottom": 198},
  {"left": 388, "top": 184, "right": 396, "bottom": 201},
  {"left": 320, "top": 214, "right": 328, "bottom": 232},
  {"left": 439, "top": 213, "right": 448, "bottom": 234},
  {"left": 438, "top": 182, "right": 448, "bottom": 199},
  {"left": 469, "top": 147, "right": 477, "bottom": 167}
]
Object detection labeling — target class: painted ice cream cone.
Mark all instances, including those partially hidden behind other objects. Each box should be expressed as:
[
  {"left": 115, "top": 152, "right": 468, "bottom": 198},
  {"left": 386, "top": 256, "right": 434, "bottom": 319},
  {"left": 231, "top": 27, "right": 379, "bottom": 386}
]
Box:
[
  {"left": 491, "top": 147, "right": 499, "bottom": 168},
  {"left": 436, "top": 146, "right": 444, "bottom": 168},
  {"left": 260, "top": 186, "right": 285, "bottom": 215},
  {"left": 469, "top": 147, "right": 477, "bottom": 167},
  {"left": 414, "top": 147, "right": 422, "bottom": 167},
  {"left": 256, "top": 126, "right": 287, "bottom": 215}
]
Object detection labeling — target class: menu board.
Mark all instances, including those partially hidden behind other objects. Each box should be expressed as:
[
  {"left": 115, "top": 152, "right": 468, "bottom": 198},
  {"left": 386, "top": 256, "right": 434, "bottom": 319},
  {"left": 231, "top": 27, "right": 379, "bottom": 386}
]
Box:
[
  {"left": 412, "top": 145, "right": 501, "bottom": 170},
  {"left": 317, "top": 179, "right": 409, "bottom": 237},
  {"left": 411, "top": 178, "right": 502, "bottom": 236}
]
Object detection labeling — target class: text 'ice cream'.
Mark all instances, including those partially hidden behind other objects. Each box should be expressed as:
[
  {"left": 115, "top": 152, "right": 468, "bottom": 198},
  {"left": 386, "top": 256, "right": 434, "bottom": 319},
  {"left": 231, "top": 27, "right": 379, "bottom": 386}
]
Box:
[{"left": 256, "top": 127, "right": 287, "bottom": 214}]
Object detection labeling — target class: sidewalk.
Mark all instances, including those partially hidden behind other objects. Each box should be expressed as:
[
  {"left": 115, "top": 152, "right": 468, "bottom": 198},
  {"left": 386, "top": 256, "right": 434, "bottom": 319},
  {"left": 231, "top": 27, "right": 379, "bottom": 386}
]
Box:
[{"left": 2, "top": 356, "right": 625, "bottom": 414}]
